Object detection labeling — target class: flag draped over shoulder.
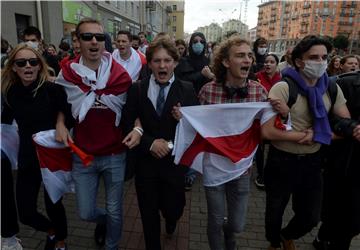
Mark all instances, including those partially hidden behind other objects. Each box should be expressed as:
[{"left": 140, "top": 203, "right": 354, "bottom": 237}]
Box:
[
  {"left": 56, "top": 52, "right": 132, "bottom": 126},
  {"left": 33, "top": 130, "right": 73, "bottom": 203},
  {"left": 1, "top": 124, "right": 19, "bottom": 169},
  {"left": 173, "top": 102, "right": 276, "bottom": 186}
]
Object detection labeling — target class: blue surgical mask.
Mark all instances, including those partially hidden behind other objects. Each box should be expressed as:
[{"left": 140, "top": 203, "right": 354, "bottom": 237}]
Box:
[{"left": 192, "top": 42, "right": 204, "bottom": 55}]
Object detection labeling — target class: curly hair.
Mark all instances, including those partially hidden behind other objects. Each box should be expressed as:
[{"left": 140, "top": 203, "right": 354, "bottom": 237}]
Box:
[
  {"left": 1, "top": 43, "right": 50, "bottom": 102},
  {"left": 327, "top": 55, "right": 341, "bottom": 76},
  {"left": 211, "top": 36, "right": 251, "bottom": 84}
]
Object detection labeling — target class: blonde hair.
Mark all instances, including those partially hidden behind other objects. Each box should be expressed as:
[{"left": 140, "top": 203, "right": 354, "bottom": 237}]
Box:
[{"left": 1, "top": 43, "right": 50, "bottom": 102}]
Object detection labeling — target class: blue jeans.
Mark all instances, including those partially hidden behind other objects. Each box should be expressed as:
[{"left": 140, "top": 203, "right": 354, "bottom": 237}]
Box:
[
  {"left": 204, "top": 174, "right": 250, "bottom": 250},
  {"left": 72, "top": 153, "right": 126, "bottom": 250}
]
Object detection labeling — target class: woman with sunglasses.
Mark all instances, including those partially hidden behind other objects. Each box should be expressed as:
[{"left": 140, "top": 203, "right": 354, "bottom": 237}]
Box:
[{"left": 1, "top": 43, "right": 72, "bottom": 250}]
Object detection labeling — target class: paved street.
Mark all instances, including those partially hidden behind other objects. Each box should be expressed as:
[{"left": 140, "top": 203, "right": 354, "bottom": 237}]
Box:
[{"left": 18, "top": 169, "right": 360, "bottom": 250}]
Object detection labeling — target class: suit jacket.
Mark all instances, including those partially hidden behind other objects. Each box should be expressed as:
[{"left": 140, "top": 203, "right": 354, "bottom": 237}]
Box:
[{"left": 122, "top": 76, "right": 199, "bottom": 180}]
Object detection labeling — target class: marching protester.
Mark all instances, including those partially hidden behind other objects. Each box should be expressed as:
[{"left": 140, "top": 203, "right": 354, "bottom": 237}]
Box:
[
  {"left": 1, "top": 43, "right": 72, "bottom": 250},
  {"left": 112, "top": 30, "right": 146, "bottom": 82},
  {"left": 252, "top": 37, "right": 268, "bottom": 73},
  {"left": 176, "top": 31, "right": 215, "bottom": 94},
  {"left": 122, "top": 38, "right": 198, "bottom": 250},
  {"left": 261, "top": 35, "right": 352, "bottom": 250},
  {"left": 197, "top": 36, "right": 268, "bottom": 250},
  {"left": 254, "top": 53, "right": 282, "bottom": 188},
  {"left": 55, "top": 18, "right": 133, "bottom": 250},
  {"left": 326, "top": 55, "right": 342, "bottom": 77},
  {"left": 278, "top": 46, "right": 294, "bottom": 73},
  {"left": 313, "top": 70, "right": 360, "bottom": 250},
  {"left": 340, "top": 54, "right": 359, "bottom": 73}
]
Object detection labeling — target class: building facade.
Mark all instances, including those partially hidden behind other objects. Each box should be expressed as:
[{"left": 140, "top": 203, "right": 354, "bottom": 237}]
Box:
[
  {"left": 1, "top": 0, "right": 172, "bottom": 47},
  {"left": 247, "top": 27, "right": 257, "bottom": 42},
  {"left": 168, "top": 1, "right": 185, "bottom": 40},
  {"left": 196, "top": 22, "right": 222, "bottom": 42},
  {"left": 257, "top": 0, "right": 360, "bottom": 54},
  {"left": 222, "top": 19, "right": 248, "bottom": 39}
]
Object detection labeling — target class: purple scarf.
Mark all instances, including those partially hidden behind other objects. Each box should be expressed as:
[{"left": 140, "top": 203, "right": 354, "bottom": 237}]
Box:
[{"left": 283, "top": 68, "right": 332, "bottom": 145}]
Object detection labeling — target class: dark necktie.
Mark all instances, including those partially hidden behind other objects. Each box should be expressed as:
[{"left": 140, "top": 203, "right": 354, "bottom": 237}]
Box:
[{"left": 156, "top": 81, "right": 169, "bottom": 115}]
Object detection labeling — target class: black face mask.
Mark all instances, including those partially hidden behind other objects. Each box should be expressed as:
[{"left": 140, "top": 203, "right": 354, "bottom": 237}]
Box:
[{"left": 224, "top": 85, "right": 248, "bottom": 99}]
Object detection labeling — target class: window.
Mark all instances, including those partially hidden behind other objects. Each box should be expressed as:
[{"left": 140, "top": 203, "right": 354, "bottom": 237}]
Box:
[
  {"left": 131, "top": 2, "right": 134, "bottom": 16},
  {"left": 172, "top": 16, "right": 176, "bottom": 22},
  {"left": 172, "top": 5, "right": 177, "bottom": 11},
  {"left": 172, "top": 26, "right": 176, "bottom": 32}
]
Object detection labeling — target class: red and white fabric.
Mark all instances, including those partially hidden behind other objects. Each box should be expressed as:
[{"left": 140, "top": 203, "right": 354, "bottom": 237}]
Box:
[
  {"left": 1, "top": 124, "right": 19, "bottom": 169},
  {"left": 173, "top": 102, "right": 276, "bottom": 186},
  {"left": 33, "top": 129, "right": 73, "bottom": 203},
  {"left": 112, "top": 47, "right": 144, "bottom": 82},
  {"left": 56, "top": 52, "right": 131, "bottom": 126}
]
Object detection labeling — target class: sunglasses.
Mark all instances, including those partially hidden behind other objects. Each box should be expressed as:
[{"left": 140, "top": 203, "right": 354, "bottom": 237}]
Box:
[
  {"left": 79, "top": 33, "right": 106, "bottom": 42},
  {"left": 14, "top": 58, "right": 40, "bottom": 67}
]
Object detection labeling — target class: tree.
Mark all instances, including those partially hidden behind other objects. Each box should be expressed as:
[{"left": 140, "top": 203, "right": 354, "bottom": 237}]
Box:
[{"left": 333, "top": 35, "right": 349, "bottom": 50}]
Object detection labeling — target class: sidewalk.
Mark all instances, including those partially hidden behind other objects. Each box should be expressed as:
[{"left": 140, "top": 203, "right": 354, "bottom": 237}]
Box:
[{"left": 18, "top": 171, "right": 360, "bottom": 250}]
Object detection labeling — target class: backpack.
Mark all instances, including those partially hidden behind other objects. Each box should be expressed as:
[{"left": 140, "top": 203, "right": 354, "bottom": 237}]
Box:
[{"left": 282, "top": 76, "right": 338, "bottom": 111}]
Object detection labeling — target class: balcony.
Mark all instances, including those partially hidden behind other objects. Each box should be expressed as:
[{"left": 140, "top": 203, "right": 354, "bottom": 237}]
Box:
[
  {"left": 303, "top": 3, "right": 311, "bottom": 9},
  {"left": 338, "top": 21, "right": 353, "bottom": 26},
  {"left": 341, "top": 3, "right": 357, "bottom": 8},
  {"left": 269, "top": 32, "right": 275, "bottom": 37},
  {"left": 271, "top": 6, "right": 276, "bottom": 10},
  {"left": 145, "top": 1, "right": 156, "bottom": 11},
  {"left": 270, "top": 18, "right": 276, "bottom": 23},
  {"left": 271, "top": 12, "right": 276, "bottom": 17},
  {"left": 292, "top": 15, "right": 299, "bottom": 20},
  {"left": 301, "top": 13, "right": 310, "bottom": 17},
  {"left": 340, "top": 12, "right": 356, "bottom": 17},
  {"left": 300, "top": 30, "right": 308, "bottom": 34},
  {"left": 269, "top": 26, "right": 275, "bottom": 30}
]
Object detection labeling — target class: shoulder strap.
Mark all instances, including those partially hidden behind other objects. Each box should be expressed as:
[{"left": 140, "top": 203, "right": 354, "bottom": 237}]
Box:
[
  {"left": 282, "top": 76, "right": 298, "bottom": 109},
  {"left": 328, "top": 76, "right": 338, "bottom": 111}
]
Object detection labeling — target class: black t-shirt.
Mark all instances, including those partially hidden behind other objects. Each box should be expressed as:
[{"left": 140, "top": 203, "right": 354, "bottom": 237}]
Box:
[{"left": 1, "top": 80, "right": 72, "bottom": 168}]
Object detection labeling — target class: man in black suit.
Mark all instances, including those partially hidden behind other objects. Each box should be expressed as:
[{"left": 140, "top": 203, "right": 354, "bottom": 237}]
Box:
[{"left": 122, "top": 38, "right": 199, "bottom": 250}]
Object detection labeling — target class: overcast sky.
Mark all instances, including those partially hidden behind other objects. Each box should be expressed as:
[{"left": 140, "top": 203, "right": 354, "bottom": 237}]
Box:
[{"left": 184, "top": 0, "right": 262, "bottom": 33}]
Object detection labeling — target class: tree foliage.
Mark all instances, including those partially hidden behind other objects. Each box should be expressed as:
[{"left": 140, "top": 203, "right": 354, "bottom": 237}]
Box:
[{"left": 333, "top": 35, "right": 349, "bottom": 50}]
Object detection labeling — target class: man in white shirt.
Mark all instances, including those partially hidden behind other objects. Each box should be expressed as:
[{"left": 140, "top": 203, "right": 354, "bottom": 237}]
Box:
[{"left": 112, "top": 30, "right": 146, "bottom": 82}]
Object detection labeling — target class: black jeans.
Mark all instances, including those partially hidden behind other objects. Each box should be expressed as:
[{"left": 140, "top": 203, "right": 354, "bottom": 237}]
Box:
[
  {"left": 1, "top": 151, "right": 19, "bottom": 237},
  {"left": 16, "top": 164, "right": 68, "bottom": 241},
  {"left": 318, "top": 141, "right": 360, "bottom": 250},
  {"left": 135, "top": 160, "right": 187, "bottom": 250},
  {"left": 264, "top": 146, "right": 323, "bottom": 247}
]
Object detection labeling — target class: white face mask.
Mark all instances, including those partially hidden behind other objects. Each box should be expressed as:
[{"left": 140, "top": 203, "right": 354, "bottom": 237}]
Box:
[
  {"left": 25, "top": 41, "right": 39, "bottom": 50},
  {"left": 302, "top": 60, "right": 328, "bottom": 79},
  {"left": 257, "top": 47, "right": 267, "bottom": 55}
]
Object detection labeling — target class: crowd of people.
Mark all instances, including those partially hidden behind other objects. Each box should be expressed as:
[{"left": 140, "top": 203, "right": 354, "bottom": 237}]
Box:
[{"left": 1, "top": 17, "right": 360, "bottom": 250}]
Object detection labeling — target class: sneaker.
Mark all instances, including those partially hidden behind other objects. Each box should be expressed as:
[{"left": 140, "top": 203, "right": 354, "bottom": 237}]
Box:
[
  {"left": 313, "top": 238, "right": 330, "bottom": 250},
  {"left": 1, "top": 237, "right": 23, "bottom": 250},
  {"left": 165, "top": 220, "right": 177, "bottom": 235},
  {"left": 44, "top": 236, "right": 56, "bottom": 250},
  {"left": 255, "top": 175, "right": 265, "bottom": 188},
  {"left": 184, "top": 176, "right": 194, "bottom": 191},
  {"left": 94, "top": 223, "right": 106, "bottom": 246}
]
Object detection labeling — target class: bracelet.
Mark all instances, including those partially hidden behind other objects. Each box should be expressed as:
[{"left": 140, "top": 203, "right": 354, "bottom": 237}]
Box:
[{"left": 133, "top": 126, "right": 143, "bottom": 136}]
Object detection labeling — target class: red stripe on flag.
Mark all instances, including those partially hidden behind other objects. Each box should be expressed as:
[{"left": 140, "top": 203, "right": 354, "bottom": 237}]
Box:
[
  {"left": 35, "top": 144, "right": 72, "bottom": 172},
  {"left": 179, "top": 120, "right": 261, "bottom": 166}
]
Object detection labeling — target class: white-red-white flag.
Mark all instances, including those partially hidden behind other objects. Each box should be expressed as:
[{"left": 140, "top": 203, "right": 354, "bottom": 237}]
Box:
[
  {"left": 33, "top": 130, "right": 74, "bottom": 203},
  {"left": 173, "top": 102, "right": 276, "bottom": 186},
  {"left": 1, "top": 124, "right": 19, "bottom": 169}
]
